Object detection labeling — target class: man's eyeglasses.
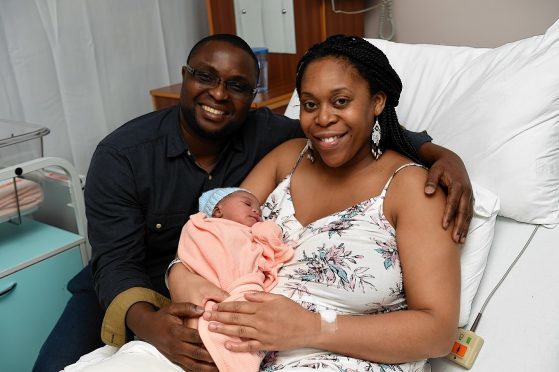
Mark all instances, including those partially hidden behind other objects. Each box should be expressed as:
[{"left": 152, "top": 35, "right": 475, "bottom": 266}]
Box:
[{"left": 185, "top": 64, "right": 257, "bottom": 99}]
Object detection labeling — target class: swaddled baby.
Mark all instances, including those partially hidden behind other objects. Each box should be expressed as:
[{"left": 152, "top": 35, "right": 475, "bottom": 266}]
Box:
[{"left": 175, "top": 187, "right": 293, "bottom": 372}]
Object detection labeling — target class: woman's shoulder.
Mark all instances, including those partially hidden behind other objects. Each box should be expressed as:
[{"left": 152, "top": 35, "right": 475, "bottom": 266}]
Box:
[
  {"left": 383, "top": 151, "right": 445, "bottom": 206},
  {"left": 272, "top": 138, "right": 308, "bottom": 179},
  {"left": 241, "top": 138, "right": 308, "bottom": 199},
  {"left": 265, "top": 137, "right": 307, "bottom": 164},
  {"left": 382, "top": 151, "right": 431, "bottom": 199},
  {"left": 384, "top": 151, "right": 428, "bottom": 180},
  {"left": 254, "top": 138, "right": 307, "bottom": 166},
  {"left": 392, "top": 162, "right": 428, "bottom": 184},
  {"left": 382, "top": 152, "right": 446, "bottom": 228},
  {"left": 274, "top": 138, "right": 308, "bottom": 153}
]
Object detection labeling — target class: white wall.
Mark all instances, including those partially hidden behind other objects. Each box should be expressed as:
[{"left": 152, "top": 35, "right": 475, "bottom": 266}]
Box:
[{"left": 364, "top": 0, "right": 559, "bottom": 47}]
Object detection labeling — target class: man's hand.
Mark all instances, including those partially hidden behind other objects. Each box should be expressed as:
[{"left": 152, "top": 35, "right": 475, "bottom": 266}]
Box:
[
  {"left": 126, "top": 301, "right": 219, "bottom": 372},
  {"left": 419, "top": 142, "right": 474, "bottom": 243}
]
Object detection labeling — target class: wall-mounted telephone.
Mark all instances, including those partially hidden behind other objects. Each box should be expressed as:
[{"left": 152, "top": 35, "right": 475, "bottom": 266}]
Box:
[{"left": 330, "top": 0, "right": 395, "bottom": 40}]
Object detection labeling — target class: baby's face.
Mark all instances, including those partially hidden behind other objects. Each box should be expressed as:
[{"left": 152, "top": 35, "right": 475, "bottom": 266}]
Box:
[{"left": 214, "top": 191, "right": 262, "bottom": 226}]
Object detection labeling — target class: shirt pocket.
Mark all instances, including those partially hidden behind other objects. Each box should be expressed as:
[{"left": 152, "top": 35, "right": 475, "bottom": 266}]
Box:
[
  {"left": 145, "top": 212, "right": 188, "bottom": 233},
  {"left": 144, "top": 212, "right": 188, "bottom": 256}
]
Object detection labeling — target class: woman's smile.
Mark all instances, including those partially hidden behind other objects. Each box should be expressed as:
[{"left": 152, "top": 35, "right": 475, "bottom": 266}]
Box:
[{"left": 313, "top": 132, "right": 346, "bottom": 151}]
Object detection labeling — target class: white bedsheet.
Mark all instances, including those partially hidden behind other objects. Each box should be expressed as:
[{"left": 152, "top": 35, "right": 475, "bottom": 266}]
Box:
[
  {"left": 65, "top": 218, "right": 559, "bottom": 372},
  {"left": 431, "top": 217, "right": 559, "bottom": 371},
  {"left": 62, "top": 341, "right": 181, "bottom": 372}
]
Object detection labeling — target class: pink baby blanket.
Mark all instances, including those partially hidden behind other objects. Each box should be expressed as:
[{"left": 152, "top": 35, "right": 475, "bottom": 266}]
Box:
[
  {"left": 0, "top": 177, "right": 44, "bottom": 221},
  {"left": 177, "top": 212, "right": 293, "bottom": 372}
]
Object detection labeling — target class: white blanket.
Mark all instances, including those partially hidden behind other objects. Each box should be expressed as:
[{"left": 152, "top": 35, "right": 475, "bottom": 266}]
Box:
[{"left": 62, "top": 341, "right": 181, "bottom": 372}]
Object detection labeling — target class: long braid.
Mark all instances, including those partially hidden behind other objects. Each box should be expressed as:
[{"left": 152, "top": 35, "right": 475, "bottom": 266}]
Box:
[{"left": 296, "top": 35, "right": 420, "bottom": 163}]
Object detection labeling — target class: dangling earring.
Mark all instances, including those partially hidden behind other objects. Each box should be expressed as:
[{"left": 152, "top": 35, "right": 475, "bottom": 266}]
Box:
[
  {"left": 371, "top": 118, "right": 382, "bottom": 160},
  {"left": 306, "top": 139, "right": 315, "bottom": 163}
]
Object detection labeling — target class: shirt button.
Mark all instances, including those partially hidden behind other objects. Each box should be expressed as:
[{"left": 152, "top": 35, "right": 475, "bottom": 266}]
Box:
[
  {"left": 208, "top": 174, "right": 213, "bottom": 180},
  {"left": 155, "top": 223, "right": 162, "bottom": 229},
  {"left": 187, "top": 150, "right": 191, "bottom": 156}
]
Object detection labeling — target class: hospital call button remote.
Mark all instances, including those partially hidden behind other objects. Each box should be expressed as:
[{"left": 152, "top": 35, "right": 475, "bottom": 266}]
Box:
[{"left": 446, "top": 328, "right": 484, "bottom": 369}]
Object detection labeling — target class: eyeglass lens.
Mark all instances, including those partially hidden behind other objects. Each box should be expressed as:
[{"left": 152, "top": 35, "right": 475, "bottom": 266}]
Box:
[{"left": 187, "top": 65, "right": 255, "bottom": 97}]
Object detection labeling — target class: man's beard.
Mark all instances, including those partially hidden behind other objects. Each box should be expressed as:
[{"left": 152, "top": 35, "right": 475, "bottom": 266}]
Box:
[{"left": 182, "top": 106, "right": 244, "bottom": 140}]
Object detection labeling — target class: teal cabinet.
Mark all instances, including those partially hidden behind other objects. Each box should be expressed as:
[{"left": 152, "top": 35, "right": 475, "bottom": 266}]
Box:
[
  {"left": 0, "top": 219, "right": 85, "bottom": 372},
  {"left": 0, "top": 157, "right": 89, "bottom": 372}
]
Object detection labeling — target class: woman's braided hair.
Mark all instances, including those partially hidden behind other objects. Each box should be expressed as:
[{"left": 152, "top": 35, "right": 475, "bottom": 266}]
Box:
[{"left": 295, "top": 34, "right": 420, "bottom": 163}]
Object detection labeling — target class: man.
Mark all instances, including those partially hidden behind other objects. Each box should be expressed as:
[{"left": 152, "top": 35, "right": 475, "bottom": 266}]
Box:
[{"left": 34, "top": 34, "right": 473, "bottom": 372}]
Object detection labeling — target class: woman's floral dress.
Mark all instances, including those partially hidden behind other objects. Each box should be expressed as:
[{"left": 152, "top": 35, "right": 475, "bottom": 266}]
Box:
[{"left": 260, "top": 148, "right": 428, "bottom": 372}]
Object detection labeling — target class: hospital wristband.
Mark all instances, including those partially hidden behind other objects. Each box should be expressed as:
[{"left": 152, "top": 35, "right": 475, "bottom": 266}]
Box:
[
  {"left": 319, "top": 309, "right": 338, "bottom": 334},
  {"left": 164, "top": 257, "right": 182, "bottom": 289}
]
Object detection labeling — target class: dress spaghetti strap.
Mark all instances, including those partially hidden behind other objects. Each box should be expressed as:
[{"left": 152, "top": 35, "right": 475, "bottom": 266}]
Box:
[
  {"left": 380, "top": 163, "right": 427, "bottom": 198},
  {"left": 286, "top": 139, "right": 312, "bottom": 178}
]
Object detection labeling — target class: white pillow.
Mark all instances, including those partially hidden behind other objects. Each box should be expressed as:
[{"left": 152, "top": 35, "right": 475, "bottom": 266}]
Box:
[
  {"left": 457, "top": 182, "right": 500, "bottom": 326},
  {"left": 368, "top": 19, "right": 559, "bottom": 226},
  {"left": 283, "top": 89, "right": 300, "bottom": 120},
  {"left": 366, "top": 39, "right": 488, "bottom": 128}
]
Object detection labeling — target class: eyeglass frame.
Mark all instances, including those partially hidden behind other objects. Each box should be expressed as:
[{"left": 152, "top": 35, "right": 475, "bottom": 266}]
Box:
[{"left": 184, "top": 64, "right": 258, "bottom": 99}]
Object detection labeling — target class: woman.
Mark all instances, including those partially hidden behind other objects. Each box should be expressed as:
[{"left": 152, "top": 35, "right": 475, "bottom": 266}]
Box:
[{"left": 172, "top": 34, "right": 460, "bottom": 371}]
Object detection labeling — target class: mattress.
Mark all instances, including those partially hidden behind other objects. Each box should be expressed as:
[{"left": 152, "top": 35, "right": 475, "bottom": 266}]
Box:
[{"left": 431, "top": 217, "right": 559, "bottom": 371}]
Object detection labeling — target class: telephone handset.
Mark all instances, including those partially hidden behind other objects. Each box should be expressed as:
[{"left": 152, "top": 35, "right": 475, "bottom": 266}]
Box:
[{"left": 330, "top": 0, "right": 395, "bottom": 40}]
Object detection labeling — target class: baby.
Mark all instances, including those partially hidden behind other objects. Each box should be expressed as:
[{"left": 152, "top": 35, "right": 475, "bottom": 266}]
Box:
[
  {"left": 175, "top": 187, "right": 293, "bottom": 372},
  {"left": 198, "top": 186, "right": 263, "bottom": 226}
]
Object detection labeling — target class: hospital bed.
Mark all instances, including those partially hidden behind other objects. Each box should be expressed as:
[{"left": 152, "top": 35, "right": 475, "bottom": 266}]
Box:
[
  {"left": 284, "top": 18, "right": 559, "bottom": 371},
  {"left": 51, "top": 18, "right": 559, "bottom": 372}
]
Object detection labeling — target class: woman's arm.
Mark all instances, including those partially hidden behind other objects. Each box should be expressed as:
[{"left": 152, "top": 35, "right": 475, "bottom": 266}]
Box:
[
  {"left": 203, "top": 166, "right": 460, "bottom": 363},
  {"left": 310, "top": 165, "right": 460, "bottom": 361},
  {"left": 403, "top": 128, "right": 474, "bottom": 243},
  {"left": 167, "top": 263, "right": 228, "bottom": 306},
  {"left": 419, "top": 141, "right": 474, "bottom": 243}
]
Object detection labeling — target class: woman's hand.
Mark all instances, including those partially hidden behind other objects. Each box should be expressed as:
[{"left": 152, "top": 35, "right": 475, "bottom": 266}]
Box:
[
  {"left": 202, "top": 292, "right": 318, "bottom": 353},
  {"left": 419, "top": 142, "right": 474, "bottom": 243}
]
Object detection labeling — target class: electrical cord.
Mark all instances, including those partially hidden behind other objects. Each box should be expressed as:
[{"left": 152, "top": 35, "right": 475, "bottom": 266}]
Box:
[
  {"left": 330, "top": 0, "right": 382, "bottom": 15},
  {"left": 469, "top": 224, "right": 541, "bottom": 332},
  {"left": 330, "top": 0, "right": 395, "bottom": 40}
]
